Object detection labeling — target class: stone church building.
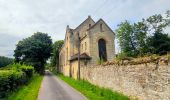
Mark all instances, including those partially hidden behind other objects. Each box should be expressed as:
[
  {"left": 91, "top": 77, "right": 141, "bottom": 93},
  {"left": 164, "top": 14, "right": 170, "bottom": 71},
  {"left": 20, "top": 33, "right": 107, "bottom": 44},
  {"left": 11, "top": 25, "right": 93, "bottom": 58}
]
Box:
[{"left": 59, "top": 16, "right": 115, "bottom": 79}]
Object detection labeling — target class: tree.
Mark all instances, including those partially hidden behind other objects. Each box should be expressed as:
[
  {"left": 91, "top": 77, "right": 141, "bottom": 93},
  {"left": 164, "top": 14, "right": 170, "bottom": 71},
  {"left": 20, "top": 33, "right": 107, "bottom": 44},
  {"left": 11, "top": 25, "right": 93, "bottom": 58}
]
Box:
[
  {"left": 50, "top": 40, "right": 64, "bottom": 72},
  {"left": 133, "top": 21, "right": 148, "bottom": 55},
  {"left": 147, "top": 32, "right": 170, "bottom": 54},
  {"left": 0, "top": 56, "right": 13, "bottom": 67},
  {"left": 116, "top": 21, "right": 139, "bottom": 57},
  {"left": 144, "top": 11, "right": 170, "bottom": 54},
  {"left": 14, "top": 32, "right": 52, "bottom": 74},
  {"left": 116, "top": 10, "right": 170, "bottom": 57}
]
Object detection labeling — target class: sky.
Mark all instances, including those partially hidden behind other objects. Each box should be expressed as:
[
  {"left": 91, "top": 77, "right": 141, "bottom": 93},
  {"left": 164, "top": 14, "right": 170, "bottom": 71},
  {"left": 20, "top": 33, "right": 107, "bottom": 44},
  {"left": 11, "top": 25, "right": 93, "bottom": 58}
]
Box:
[{"left": 0, "top": 0, "right": 170, "bottom": 58}]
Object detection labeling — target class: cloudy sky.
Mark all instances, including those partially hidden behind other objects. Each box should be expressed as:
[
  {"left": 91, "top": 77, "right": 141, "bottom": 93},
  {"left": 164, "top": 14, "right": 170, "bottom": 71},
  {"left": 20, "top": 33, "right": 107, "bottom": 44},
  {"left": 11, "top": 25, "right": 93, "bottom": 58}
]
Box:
[{"left": 0, "top": 0, "right": 170, "bottom": 58}]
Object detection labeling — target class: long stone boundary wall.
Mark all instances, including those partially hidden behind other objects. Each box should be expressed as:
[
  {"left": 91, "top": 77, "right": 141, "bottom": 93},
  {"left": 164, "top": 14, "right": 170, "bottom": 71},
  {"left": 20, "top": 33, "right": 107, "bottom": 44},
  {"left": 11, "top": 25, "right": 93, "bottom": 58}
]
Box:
[{"left": 80, "top": 62, "right": 170, "bottom": 100}]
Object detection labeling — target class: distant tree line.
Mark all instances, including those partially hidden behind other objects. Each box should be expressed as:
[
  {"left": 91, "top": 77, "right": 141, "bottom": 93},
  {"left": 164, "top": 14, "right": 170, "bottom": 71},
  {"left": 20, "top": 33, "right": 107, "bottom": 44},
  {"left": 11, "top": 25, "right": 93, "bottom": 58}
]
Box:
[
  {"left": 116, "top": 10, "right": 170, "bottom": 58},
  {"left": 0, "top": 56, "right": 13, "bottom": 67}
]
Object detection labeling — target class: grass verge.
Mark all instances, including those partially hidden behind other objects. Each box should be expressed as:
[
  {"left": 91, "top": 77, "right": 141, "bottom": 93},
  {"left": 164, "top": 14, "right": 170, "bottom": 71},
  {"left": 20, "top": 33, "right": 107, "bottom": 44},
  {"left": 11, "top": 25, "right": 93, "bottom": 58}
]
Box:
[
  {"left": 53, "top": 71, "right": 129, "bottom": 100},
  {"left": 7, "top": 74, "right": 43, "bottom": 100}
]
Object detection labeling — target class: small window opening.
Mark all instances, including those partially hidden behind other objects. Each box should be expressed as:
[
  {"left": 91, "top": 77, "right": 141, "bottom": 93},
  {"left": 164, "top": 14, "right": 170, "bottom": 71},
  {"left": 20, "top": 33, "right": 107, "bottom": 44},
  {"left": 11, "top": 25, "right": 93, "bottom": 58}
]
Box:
[
  {"left": 89, "top": 24, "right": 91, "bottom": 28},
  {"left": 100, "top": 24, "right": 103, "bottom": 32},
  {"left": 82, "top": 44, "right": 83, "bottom": 51},
  {"left": 85, "top": 42, "right": 87, "bottom": 51}
]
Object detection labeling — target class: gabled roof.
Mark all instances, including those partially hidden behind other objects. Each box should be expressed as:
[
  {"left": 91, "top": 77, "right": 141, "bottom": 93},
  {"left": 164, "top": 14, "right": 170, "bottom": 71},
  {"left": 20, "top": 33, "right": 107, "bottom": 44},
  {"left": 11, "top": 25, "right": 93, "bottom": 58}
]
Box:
[
  {"left": 74, "top": 16, "right": 95, "bottom": 32},
  {"left": 69, "top": 53, "right": 91, "bottom": 61},
  {"left": 60, "top": 16, "right": 115, "bottom": 53},
  {"left": 87, "top": 18, "right": 115, "bottom": 35}
]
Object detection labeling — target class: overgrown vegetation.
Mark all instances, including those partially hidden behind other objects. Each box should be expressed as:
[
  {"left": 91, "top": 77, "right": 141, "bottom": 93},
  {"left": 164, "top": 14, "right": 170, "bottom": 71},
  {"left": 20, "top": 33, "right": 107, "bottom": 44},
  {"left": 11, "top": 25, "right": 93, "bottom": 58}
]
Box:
[
  {"left": 0, "top": 63, "right": 34, "bottom": 99},
  {"left": 14, "top": 32, "right": 52, "bottom": 74},
  {"left": 116, "top": 10, "right": 170, "bottom": 58},
  {"left": 53, "top": 71, "right": 129, "bottom": 100},
  {"left": 7, "top": 74, "right": 43, "bottom": 100},
  {"left": 0, "top": 56, "right": 13, "bottom": 67},
  {"left": 104, "top": 54, "right": 170, "bottom": 66},
  {"left": 97, "top": 58, "right": 104, "bottom": 65}
]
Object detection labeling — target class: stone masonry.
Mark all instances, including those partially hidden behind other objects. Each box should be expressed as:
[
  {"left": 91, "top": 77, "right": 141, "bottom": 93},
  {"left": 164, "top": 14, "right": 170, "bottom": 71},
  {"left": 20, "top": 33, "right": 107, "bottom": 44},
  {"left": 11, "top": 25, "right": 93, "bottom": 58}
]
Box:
[
  {"left": 80, "top": 62, "right": 170, "bottom": 100},
  {"left": 59, "top": 16, "right": 115, "bottom": 79}
]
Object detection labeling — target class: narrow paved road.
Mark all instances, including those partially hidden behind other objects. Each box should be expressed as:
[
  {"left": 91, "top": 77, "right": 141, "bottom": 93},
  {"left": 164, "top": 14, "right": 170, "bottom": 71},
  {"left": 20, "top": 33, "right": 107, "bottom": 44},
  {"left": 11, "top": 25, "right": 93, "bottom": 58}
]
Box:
[{"left": 38, "top": 71, "right": 87, "bottom": 100}]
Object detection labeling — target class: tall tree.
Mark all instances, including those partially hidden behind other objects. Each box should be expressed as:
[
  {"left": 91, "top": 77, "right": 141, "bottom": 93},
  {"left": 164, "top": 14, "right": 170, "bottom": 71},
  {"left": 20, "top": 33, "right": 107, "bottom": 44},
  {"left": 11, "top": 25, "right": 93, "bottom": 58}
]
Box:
[
  {"left": 145, "top": 11, "right": 170, "bottom": 54},
  {"left": 116, "top": 21, "right": 139, "bottom": 57},
  {"left": 133, "top": 21, "right": 148, "bottom": 55},
  {"left": 14, "top": 32, "right": 52, "bottom": 74},
  {"left": 50, "top": 40, "right": 64, "bottom": 72},
  {"left": 116, "top": 10, "right": 170, "bottom": 57}
]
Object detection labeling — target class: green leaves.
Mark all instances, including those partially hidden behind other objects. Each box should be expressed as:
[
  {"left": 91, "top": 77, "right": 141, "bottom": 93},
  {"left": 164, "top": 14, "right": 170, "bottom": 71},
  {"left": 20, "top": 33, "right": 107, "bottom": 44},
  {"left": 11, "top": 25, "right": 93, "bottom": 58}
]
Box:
[
  {"left": 116, "top": 10, "right": 170, "bottom": 57},
  {"left": 50, "top": 40, "right": 64, "bottom": 71},
  {"left": 0, "top": 64, "right": 34, "bottom": 98},
  {"left": 116, "top": 21, "right": 140, "bottom": 57},
  {"left": 147, "top": 32, "right": 170, "bottom": 54},
  {"left": 14, "top": 32, "right": 52, "bottom": 74}
]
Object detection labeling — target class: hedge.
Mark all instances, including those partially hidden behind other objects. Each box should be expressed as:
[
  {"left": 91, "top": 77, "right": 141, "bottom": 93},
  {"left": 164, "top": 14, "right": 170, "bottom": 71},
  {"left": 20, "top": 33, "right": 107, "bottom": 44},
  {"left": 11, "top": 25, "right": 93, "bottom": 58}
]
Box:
[{"left": 0, "top": 64, "right": 34, "bottom": 98}]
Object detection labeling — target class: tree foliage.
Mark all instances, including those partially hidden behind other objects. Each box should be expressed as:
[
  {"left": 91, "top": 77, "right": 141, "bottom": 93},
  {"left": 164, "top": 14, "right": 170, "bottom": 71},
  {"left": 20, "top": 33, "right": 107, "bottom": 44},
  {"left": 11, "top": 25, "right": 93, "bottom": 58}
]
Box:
[
  {"left": 0, "top": 56, "right": 13, "bottom": 67},
  {"left": 116, "top": 10, "right": 170, "bottom": 57},
  {"left": 147, "top": 32, "right": 170, "bottom": 54},
  {"left": 0, "top": 63, "right": 34, "bottom": 98},
  {"left": 50, "top": 40, "right": 64, "bottom": 71},
  {"left": 14, "top": 32, "right": 52, "bottom": 74},
  {"left": 144, "top": 12, "right": 170, "bottom": 54}
]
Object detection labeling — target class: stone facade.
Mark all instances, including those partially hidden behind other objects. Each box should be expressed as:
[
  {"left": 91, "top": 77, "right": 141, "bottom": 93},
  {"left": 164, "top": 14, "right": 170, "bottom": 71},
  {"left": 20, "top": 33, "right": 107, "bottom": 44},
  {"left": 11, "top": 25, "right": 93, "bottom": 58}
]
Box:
[
  {"left": 59, "top": 16, "right": 115, "bottom": 79},
  {"left": 80, "top": 62, "right": 170, "bottom": 100}
]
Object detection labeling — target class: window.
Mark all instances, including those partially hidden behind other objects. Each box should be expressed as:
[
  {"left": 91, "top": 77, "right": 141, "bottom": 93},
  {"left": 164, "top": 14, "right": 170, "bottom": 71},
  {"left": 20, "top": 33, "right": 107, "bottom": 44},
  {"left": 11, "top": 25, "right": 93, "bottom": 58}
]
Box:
[
  {"left": 89, "top": 24, "right": 91, "bottom": 28},
  {"left": 85, "top": 42, "right": 87, "bottom": 51},
  {"left": 82, "top": 44, "right": 83, "bottom": 51},
  {"left": 98, "top": 39, "right": 107, "bottom": 61},
  {"left": 100, "top": 24, "right": 103, "bottom": 32},
  {"left": 67, "top": 47, "right": 68, "bottom": 60}
]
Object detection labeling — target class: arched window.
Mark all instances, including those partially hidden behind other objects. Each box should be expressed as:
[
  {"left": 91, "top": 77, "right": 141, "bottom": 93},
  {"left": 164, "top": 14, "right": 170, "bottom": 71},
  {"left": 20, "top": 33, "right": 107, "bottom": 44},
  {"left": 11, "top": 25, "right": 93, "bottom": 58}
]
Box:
[{"left": 98, "top": 39, "right": 107, "bottom": 61}]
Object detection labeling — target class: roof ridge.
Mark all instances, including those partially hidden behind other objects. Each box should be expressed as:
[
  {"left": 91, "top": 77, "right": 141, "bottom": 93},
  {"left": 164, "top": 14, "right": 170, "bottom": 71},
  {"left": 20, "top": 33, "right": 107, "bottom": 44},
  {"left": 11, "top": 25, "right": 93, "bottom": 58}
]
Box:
[
  {"left": 74, "top": 16, "right": 95, "bottom": 31},
  {"left": 87, "top": 18, "right": 103, "bottom": 31},
  {"left": 87, "top": 18, "right": 115, "bottom": 34}
]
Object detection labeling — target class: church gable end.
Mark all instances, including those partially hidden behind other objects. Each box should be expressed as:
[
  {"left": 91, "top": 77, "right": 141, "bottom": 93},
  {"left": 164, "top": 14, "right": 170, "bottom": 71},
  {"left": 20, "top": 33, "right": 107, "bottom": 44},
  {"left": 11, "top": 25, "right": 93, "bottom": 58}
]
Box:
[
  {"left": 59, "top": 16, "right": 115, "bottom": 78},
  {"left": 73, "top": 16, "right": 95, "bottom": 38},
  {"left": 88, "top": 19, "right": 115, "bottom": 35}
]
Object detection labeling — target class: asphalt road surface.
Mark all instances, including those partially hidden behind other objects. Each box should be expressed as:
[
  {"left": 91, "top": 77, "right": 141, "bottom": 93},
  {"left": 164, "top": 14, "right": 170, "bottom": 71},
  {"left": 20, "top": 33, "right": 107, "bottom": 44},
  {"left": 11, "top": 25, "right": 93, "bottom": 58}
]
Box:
[{"left": 38, "top": 71, "right": 87, "bottom": 100}]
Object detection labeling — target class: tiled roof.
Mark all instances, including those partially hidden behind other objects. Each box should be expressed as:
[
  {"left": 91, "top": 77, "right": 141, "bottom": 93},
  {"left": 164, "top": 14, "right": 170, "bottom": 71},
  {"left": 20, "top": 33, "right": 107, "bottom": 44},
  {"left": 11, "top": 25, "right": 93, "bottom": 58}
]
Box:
[{"left": 69, "top": 53, "right": 91, "bottom": 61}]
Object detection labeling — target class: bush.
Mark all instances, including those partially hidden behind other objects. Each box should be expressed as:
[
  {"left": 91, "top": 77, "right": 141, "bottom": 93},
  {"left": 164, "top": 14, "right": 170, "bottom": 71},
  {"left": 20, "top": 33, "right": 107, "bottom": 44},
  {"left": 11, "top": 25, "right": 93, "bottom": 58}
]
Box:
[
  {"left": 0, "top": 70, "right": 25, "bottom": 98},
  {"left": 10, "top": 63, "right": 34, "bottom": 78},
  {"left": 20, "top": 65, "right": 34, "bottom": 78},
  {"left": 0, "top": 64, "right": 34, "bottom": 98}
]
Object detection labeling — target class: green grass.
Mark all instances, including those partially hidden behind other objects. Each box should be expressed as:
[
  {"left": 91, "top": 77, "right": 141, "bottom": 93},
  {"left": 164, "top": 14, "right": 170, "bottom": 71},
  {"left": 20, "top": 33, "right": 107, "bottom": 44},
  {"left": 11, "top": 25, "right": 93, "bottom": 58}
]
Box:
[
  {"left": 7, "top": 74, "right": 43, "bottom": 100},
  {"left": 53, "top": 71, "right": 129, "bottom": 100}
]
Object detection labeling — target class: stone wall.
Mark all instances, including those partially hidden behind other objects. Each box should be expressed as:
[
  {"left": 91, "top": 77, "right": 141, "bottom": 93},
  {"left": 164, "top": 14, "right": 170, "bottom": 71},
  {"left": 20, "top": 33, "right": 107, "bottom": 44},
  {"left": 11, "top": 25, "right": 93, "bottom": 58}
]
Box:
[{"left": 80, "top": 62, "right": 170, "bottom": 100}]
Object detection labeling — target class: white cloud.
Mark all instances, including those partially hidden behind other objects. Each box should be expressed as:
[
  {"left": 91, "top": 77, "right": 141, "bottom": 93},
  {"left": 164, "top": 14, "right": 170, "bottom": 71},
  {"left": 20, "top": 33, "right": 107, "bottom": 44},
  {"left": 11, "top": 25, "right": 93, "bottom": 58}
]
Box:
[{"left": 0, "top": 0, "right": 169, "bottom": 57}]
